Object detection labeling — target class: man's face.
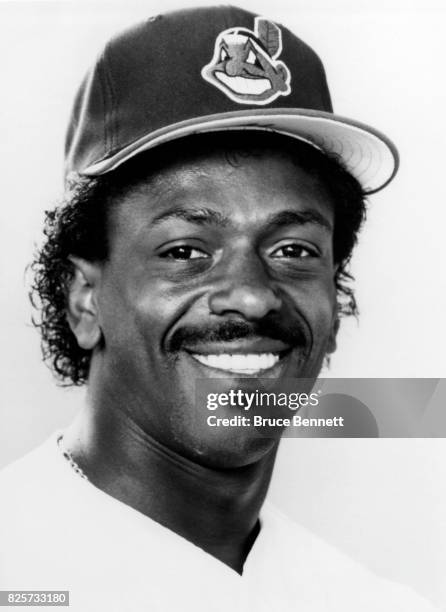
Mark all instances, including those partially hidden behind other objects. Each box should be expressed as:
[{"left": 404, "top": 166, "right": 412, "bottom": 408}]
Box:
[{"left": 93, "top": 145, "right": 338, "bottom": 468}]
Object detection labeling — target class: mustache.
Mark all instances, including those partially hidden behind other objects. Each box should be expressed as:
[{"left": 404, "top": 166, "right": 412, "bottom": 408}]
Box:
[{"left": 168, "top": 317, "right": 308, "bottom": 352}]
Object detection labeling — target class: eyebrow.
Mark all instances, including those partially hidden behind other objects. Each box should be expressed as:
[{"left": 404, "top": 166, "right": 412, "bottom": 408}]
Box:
[
  {"left": 150, "top": 207, "right": 332, "bottom": 232},
  {"left": 151, "top": 207, "right": 230, "bottom": 228},
  {"left": 263, "top": 210, "right": 333, "bottom": 233}
]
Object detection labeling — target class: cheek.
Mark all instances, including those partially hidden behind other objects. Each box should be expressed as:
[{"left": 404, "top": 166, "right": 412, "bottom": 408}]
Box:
[
  {"left": 99, "top": 268, "right": 190, "bottom": 361},
  {"left": 288, "top": 278, "right": 337, "bottom": 340}
]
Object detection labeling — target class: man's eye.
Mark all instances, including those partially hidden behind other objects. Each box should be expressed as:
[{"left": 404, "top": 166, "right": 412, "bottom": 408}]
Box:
[
  {"left": 160, "top": 246, "right": 209, "bottom": 260},
  {"left": 271, "top": 244, "right": 316, "bottom": 259},
  {"left": 246, "top": 50, "right": 256, "bottom": 64}
]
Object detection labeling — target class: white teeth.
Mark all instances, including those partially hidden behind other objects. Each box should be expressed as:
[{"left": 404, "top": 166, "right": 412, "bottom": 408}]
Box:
[
  {"left": 215, "top": 72, "right": 271, "bottom": 95},
  {"left": 191, "top": 353, "right": 280, "bottom": 374}
]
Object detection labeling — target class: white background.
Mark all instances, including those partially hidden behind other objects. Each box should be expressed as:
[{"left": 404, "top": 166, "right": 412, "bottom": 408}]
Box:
[{"left": 0, "top": 0, "right": 445, "bottom": 608}]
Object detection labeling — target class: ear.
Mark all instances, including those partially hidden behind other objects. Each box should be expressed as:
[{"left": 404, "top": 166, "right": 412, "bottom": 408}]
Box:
[
  {"left": 327, "top": 264, "right": 341, "bottom": 355},
  {"left": 66, "top": 256, "right": 103, "bottom": 350},
  {"left": 326, "top": 315, "right": 340, "bottom": 355}
]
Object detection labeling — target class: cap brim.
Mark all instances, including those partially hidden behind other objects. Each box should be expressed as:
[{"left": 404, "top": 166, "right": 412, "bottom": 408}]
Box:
[{"left": 83, "top": 108, "right": 399, "bottom": 194}]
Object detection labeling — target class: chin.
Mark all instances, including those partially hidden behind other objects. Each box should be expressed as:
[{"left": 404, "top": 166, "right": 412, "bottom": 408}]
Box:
[{"left": 169, "top": 417, "right": 280, "bottom": 470}]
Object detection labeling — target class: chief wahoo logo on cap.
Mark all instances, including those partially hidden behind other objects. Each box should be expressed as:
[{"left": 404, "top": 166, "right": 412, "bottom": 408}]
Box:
[{"left": 202, "top": 17, "right": 292, "bottom": 105}]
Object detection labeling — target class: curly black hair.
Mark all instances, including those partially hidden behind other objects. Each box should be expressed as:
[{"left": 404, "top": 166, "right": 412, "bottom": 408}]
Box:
[{"left": 29, "top": 132, "right": 367, "bottom": 386}]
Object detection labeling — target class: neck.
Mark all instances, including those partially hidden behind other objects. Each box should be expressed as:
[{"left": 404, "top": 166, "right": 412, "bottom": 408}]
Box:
[{"left": 64, "top": 383, "right": 279, "bottom": 574}]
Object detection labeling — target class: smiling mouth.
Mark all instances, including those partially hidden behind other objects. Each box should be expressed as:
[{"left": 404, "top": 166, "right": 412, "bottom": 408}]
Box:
[
  {"left": 215, "top": 72, "right": 271, "bottom": 95},
  {"left": 189, "top": 351, "right": 289, "bottom": 375}
]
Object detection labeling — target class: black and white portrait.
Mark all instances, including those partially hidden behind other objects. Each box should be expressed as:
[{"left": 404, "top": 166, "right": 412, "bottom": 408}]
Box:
[{"left": 0, "top": 1, "right": 444, "bottom": 610}]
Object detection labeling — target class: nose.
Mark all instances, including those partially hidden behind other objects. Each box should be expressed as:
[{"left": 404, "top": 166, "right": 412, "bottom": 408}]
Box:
[
  {"left": 208, "top": 254, "right": 282, "bottom": 321},
  {"left": 226, "top": 59, "right": 240, "bottom": 77}
]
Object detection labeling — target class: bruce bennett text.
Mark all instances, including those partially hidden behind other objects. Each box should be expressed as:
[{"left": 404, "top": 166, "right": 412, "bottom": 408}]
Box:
[{"left": 207, "top": 416, "right": 345, "bottom": 428}]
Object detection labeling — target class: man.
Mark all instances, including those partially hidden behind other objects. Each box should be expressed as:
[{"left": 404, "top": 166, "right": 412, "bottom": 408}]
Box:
[{"left": 0, "top": 5, "right": 437, "bottom": 611}]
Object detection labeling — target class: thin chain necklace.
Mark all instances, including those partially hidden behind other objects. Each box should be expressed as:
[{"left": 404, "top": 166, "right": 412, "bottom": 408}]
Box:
[{"left": 57, "top": 434, "right": 89, "bottom": 481}]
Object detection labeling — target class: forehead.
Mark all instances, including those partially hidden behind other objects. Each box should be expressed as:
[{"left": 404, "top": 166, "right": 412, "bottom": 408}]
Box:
[{"left": 110, "top": 140, "right": 336, "bottom": 235}]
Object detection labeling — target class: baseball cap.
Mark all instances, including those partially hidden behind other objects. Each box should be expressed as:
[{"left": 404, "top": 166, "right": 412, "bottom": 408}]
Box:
[{"left": 65, "top": 5, "right": 399, "bottom": 193}]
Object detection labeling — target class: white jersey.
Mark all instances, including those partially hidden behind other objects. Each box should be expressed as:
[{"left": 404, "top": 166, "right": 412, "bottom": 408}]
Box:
[{"left": 0, "top": 434, "right": 438, "bottom": 612}]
